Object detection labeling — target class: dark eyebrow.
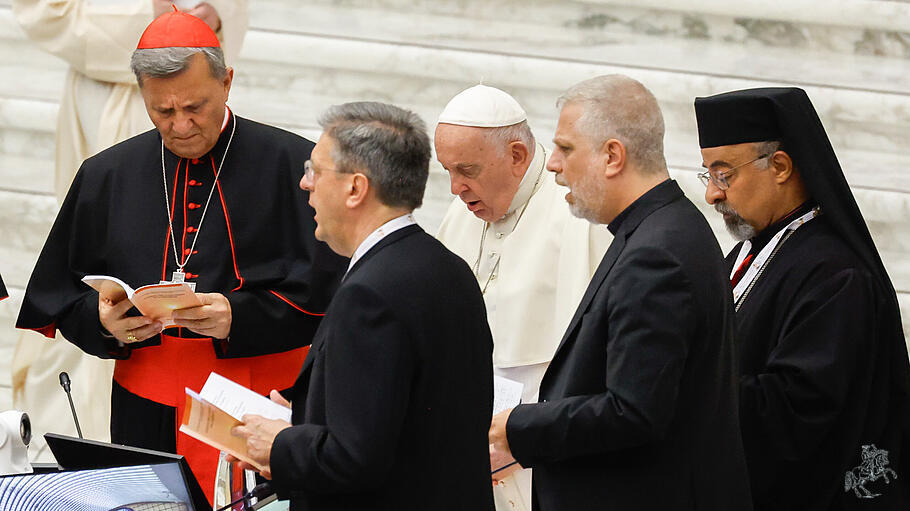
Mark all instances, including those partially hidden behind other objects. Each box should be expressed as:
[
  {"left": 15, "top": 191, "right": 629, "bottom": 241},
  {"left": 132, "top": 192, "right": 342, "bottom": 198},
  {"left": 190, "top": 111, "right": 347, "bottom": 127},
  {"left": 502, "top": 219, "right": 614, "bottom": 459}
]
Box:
[{"left": 706, "top": 159, "right": 733, "bottom": 169}]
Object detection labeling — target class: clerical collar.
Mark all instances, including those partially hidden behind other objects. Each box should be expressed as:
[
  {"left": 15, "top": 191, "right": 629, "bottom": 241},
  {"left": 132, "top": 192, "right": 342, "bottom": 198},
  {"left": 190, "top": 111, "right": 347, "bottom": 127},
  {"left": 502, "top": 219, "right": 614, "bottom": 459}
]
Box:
[
  {"left": 348, "top": 213, "right": 417, "bottom": 272},
  {"left": 500, "top": 142, "right": 546, "bottom": 221},
  {"left": 220, "top": 106, "right": 230, "bottom": 132},
  {"left": 748, "top": 201, "right": 816, "bottom": 254},
  {"left": 608, "top": 178, "right": 674, "bottom": 235}
]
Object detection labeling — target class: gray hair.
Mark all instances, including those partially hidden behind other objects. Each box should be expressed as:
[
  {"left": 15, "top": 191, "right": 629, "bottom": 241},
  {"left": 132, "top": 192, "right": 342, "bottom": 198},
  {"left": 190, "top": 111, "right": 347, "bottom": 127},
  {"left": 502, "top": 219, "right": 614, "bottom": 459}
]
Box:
[
  {"left": 484, "top": 120, "right": 536, "bottom": 157},
  {"left": 557, "top": 74, "right": 667, "bottom": 175},
  {"left": 319, "top": 101, "right": 431, "bottom": 210},
  {"left": 753, "top": 140, "right": 783, "bottom": 170},
  {"left": 130, "top": 47, "right": 227, "bottom": 86}
]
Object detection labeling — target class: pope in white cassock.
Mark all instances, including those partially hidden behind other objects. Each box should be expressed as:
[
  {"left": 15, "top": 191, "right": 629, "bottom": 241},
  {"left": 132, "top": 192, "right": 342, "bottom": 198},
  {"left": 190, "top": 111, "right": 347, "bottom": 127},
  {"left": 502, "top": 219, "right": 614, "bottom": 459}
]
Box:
[{"left": 435, "top": 85, "right": 611, "bottom": 511}]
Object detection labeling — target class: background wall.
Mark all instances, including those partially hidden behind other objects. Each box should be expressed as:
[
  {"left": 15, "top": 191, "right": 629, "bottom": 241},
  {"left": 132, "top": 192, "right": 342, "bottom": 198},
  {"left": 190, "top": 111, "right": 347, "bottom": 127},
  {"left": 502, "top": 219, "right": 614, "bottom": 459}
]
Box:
[{"left": 0, "top": 0, "right": 908, "bottom": 411}]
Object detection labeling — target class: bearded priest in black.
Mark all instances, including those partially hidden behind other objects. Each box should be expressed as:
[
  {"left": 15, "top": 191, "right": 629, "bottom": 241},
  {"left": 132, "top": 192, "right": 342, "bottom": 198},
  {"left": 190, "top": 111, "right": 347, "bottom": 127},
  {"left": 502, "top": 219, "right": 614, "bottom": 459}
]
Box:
[
  {"left": 695, "top": 88, "right": 910, "bottom": 510},
  {"left": 16, "top": 10, "right": 346, "bottom": 503}
]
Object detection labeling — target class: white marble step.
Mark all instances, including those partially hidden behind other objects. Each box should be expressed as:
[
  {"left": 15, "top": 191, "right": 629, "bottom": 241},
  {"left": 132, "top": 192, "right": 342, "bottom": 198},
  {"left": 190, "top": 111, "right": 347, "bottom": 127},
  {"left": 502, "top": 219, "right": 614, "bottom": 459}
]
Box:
[{"left": 247, "top": 0, "right": 910, "bottom": 94}]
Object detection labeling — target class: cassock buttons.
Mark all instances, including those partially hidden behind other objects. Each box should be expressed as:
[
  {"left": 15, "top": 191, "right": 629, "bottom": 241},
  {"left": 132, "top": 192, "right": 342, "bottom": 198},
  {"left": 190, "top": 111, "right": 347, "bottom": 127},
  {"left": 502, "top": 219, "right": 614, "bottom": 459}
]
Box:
[
  {"left": 186, "top": 226, "right": 196, "bottom": 233},
  {"left": 496, "top": 232, "right": 504, "bottom": 239},
  {"left": 191, "top": 158, "right": 200, "bottom": 165},
  {"left": 189, "top": 179, "right": 197, "bottom": 186},
  {"left": 188, "top": 203, "right": 200, "bottom": 209}
]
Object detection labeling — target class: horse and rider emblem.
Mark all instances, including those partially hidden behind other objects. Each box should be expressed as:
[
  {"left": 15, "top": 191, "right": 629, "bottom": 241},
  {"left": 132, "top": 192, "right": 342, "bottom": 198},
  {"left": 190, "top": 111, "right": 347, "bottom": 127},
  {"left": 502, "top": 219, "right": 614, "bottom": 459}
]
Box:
[{"left": 844, "top": 444, "right": 898, "bottom": 499}]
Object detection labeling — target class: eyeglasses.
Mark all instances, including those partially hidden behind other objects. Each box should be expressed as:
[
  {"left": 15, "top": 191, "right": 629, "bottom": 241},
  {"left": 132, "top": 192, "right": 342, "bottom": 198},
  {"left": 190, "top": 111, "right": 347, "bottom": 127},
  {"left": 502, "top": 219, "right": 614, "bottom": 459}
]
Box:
[
  {"left": 303, "top": 160, "right": 316, "bottom": 184},
  {"left": 697, "top": 153, "right": 770, "bottom": 191}
]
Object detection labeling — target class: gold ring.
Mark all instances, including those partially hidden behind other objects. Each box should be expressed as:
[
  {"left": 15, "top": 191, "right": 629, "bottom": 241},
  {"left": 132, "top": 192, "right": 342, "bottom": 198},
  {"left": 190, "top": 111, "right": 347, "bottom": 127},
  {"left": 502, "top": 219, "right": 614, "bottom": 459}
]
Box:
[{"left": 126, "top": 333, "right": 137, "bottom": 342}]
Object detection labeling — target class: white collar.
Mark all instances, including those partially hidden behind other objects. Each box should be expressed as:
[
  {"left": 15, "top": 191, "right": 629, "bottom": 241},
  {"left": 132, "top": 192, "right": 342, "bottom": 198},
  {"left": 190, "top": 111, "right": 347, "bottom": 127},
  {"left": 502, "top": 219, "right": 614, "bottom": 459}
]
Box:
[
  {"left": 347, "top": 213, "right": 417, "bottom": 272},
  {"left": 221, "top": 106, "right": 230, "bottom": 132}
]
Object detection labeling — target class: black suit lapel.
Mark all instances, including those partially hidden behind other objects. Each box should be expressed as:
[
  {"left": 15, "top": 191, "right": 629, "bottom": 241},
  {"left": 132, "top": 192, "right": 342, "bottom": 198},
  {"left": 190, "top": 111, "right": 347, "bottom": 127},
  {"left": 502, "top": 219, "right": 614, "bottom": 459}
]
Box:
[{"left": 552, "top": 234, "right": 627, "bottom": 358}]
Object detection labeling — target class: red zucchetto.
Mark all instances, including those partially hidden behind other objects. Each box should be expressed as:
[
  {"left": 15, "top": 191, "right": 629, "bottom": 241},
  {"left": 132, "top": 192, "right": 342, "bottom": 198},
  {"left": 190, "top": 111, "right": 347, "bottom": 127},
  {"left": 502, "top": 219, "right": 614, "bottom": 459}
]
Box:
[{"left": 136, "top": 6, "right": 220, "bottom": 49}]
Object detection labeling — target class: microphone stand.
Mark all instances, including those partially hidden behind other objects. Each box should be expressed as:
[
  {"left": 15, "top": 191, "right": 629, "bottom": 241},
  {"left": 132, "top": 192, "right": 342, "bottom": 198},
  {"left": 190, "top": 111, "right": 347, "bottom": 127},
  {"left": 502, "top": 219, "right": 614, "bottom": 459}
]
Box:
[{"left": 58, "top": 372, "right": 83, "bottom": 439}]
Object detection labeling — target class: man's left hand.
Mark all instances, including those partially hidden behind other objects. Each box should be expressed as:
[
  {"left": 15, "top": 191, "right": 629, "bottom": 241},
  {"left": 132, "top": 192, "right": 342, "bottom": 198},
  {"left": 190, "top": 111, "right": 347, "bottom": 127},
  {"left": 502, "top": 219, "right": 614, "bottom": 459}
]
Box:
[
  {"left": 229, "top": 414, "right": 292, "bottom": 480},
  {"left": 489, "top": 408, "right": 521, "bottom": 484},
  {"left": 172, "top": 292, "right": 232, "bottom": 339},
  {"left": 489, "top": 407, "right": 514, "bottom": 457}
]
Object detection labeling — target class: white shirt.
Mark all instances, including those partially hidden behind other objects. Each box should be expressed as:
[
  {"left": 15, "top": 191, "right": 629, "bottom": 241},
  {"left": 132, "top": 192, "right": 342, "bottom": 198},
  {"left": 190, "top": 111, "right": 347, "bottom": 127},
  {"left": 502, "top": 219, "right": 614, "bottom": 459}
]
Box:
[{"left": 347, "top": 213, "right": 417, "bottom": 273}]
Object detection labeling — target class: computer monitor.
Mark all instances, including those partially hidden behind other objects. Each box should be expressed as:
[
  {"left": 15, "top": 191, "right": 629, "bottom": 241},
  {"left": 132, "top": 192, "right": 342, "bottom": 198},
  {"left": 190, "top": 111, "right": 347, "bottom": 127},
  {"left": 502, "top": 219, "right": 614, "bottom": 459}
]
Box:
[
  {"left": 0, "top": 461, "right": 196, "bottom": 510},
  {"left": 44, "top": 433, "right": 209, "bottom": 510}
]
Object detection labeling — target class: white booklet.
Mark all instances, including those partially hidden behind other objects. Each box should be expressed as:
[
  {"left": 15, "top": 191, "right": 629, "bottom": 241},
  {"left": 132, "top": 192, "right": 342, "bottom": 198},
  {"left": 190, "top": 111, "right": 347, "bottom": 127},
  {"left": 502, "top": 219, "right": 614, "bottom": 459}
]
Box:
[
  {"left": 200, "top": 372, "right": 291, "bottom": 422},
  {"left": 82, "top": 275, "right": 201, "bottom": 327}
]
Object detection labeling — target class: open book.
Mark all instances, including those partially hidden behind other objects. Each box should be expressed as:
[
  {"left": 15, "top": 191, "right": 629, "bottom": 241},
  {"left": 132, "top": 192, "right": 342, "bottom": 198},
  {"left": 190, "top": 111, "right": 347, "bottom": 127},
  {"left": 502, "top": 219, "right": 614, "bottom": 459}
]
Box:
[
  {"left": 180, "top": 373, "right": 292, "bottom": 471},
  {"left": 82, "top": 275, "right": 201, "bottom": 327}
]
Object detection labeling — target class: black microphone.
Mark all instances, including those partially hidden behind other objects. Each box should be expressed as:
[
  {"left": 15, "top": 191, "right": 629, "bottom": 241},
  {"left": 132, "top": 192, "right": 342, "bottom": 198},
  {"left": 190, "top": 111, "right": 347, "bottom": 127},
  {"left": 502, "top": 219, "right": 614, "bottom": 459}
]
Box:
[
  {"left": 58, "top": 372, "right": 83, "bottom": 439},
  {"left": 215, "top": 482, "right": 274, "bottom": 511}
]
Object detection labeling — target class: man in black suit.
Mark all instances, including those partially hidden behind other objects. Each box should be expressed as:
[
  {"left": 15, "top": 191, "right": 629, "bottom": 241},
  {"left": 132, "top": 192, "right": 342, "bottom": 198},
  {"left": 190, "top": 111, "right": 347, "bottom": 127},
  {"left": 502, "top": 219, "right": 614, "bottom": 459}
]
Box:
[
  {"left": 231, "top": 101, "right": 495, "bottom": 510},
  {"left": 487, "top": 75, "right": 752, "bottom": 510}
]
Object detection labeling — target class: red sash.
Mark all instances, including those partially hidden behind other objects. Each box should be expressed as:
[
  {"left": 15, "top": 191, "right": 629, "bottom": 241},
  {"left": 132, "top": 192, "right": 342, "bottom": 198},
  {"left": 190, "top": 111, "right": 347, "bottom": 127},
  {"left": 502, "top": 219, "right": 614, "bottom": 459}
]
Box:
[{"left": 113, "top": 333, "right": 307, "bottom": 505}]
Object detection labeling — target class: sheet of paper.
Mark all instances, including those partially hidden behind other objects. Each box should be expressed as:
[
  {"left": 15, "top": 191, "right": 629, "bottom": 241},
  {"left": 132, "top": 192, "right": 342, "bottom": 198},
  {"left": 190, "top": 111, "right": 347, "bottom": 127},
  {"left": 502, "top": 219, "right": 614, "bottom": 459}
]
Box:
[
  {"left": 200, "top": 372, "right": 291, "bottom": 422},
  {"left": 493, "top": 375, "right": 524, "bottom": 415}
]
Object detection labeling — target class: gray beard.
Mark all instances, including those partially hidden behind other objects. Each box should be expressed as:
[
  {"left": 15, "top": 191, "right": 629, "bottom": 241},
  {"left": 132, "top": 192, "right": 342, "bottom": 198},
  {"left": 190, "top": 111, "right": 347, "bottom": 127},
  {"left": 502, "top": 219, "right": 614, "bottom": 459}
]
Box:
[{"left": 715, "top": 202, "right": 756, "bottom": 241}]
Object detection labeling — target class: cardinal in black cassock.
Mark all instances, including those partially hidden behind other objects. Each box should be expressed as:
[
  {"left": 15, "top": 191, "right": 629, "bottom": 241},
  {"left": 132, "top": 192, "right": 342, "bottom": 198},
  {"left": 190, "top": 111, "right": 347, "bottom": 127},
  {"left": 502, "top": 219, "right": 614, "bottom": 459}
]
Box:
[
  {"left": 16, "top": 10, "right": 346, "bottom": 504},
  {"left": 695, "top": 88, "right": 910, "bottom": 510}
]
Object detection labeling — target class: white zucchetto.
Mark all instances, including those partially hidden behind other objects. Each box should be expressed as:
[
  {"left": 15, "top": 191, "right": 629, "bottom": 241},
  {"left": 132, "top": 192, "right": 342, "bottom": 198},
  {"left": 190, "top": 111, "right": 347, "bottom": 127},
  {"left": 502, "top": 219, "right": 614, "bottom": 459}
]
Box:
[{"left": 437, "top": 84, "right": 527, "bottom": 128}]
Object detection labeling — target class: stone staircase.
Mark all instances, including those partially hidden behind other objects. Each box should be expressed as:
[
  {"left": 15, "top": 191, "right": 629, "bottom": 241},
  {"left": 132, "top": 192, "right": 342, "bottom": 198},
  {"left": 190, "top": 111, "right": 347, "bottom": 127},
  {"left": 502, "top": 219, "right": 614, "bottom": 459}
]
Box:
[{"left": 1, "top": 0, "right": 909, "bottom": 408}]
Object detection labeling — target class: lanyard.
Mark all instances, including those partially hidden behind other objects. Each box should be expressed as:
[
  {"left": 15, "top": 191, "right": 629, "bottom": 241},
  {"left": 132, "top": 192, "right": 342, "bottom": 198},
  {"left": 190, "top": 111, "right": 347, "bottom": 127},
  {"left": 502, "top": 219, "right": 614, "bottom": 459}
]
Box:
[{"left": 731, "top": 208, "right": 819, "bottom": 306}]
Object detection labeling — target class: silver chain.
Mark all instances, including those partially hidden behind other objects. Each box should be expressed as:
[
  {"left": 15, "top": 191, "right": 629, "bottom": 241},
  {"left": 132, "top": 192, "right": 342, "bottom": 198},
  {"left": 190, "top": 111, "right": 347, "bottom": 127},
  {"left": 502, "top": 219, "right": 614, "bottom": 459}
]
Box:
[{"left": 161, "top": 115, "right": 236, "bottom": 275}]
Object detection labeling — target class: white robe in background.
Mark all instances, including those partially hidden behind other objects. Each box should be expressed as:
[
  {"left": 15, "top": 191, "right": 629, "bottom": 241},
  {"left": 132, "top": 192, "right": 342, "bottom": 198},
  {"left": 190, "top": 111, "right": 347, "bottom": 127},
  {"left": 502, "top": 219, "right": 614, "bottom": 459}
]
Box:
[
  {"left": 10, "top": 0, "right": 247, "bottom": 462},
  {"left": 437, "top": 143, "right": 612, "bottom": 511}
]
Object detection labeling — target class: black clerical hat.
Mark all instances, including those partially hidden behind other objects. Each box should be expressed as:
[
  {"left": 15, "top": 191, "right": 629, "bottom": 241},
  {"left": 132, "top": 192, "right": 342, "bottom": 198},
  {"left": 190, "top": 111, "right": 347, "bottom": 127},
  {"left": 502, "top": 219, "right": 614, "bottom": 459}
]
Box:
[{"left": 694, "top": 88, "right": 785, "bottom": 148}]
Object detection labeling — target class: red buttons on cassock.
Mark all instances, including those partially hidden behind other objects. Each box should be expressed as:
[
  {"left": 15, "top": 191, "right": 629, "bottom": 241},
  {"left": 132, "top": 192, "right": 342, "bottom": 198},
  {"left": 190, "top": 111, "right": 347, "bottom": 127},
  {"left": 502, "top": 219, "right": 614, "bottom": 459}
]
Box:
[
  {"left": 184, "top": 248, "right": 191, "bottom": 255},
  {"left": 191, "top": 158, "right": 200, "bottom": 165},
  {"left": 189, "top": 180, "right": 197, "bottom": 186},
  {"left": 186, "top": 226, "right": 195, "bottom": 233},
  {"left": 188, "top": 203, "right": 200, "bottom": 209},
  {"left": 194, "top": 181, "right": 203, "bottom": 186}
]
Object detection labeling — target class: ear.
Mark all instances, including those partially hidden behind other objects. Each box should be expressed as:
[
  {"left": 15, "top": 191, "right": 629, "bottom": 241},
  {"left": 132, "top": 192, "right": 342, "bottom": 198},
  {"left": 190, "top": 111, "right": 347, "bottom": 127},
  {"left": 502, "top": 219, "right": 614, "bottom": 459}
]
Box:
[
  {"left": 770, "top": 150, "right": 795, "bottom": 184},
  {"left": 601, "top": 138, "right": 626, "bottom": 178},
  {"left": 509, "top": 141, "right": 531, "bottom": 178},
  {"left": 345, "top": 173, "right": 371, "bottom": 209},
  {"left": 223, "top": 67, "right": 234, "bottom": 100}
]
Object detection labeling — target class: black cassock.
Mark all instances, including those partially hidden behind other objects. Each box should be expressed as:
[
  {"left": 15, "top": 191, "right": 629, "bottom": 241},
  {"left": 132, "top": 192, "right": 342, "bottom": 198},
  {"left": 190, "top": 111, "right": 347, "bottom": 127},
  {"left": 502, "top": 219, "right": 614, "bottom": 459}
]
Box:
[
  {"left": 16, "top": 111, "right": 347, "bottom": 497},
  {"left": 731, "top": 206, "right": 909, "bottom": 510}
]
